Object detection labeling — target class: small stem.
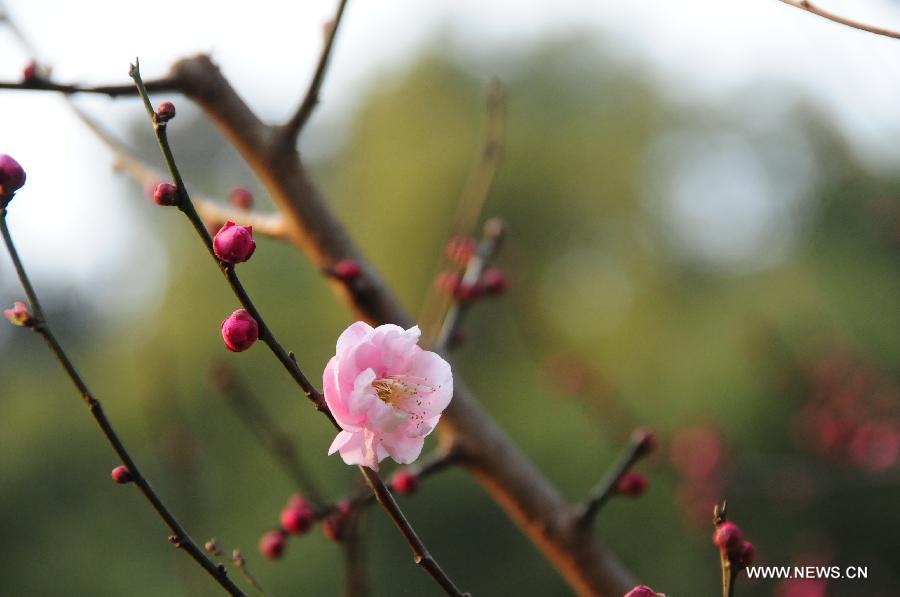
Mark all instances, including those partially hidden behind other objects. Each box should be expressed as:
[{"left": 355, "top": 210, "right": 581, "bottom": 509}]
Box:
[
  {"left": 358, "top": 466, "right": 468, "bottom": 597},
  {"left": 576, "top": 431, "right": 652, "bottom": 526},
  {"left": 0, "top": 210, "right": 246, "bottom": 597},
  {"left": 0, "top": 77, "right": 179, "bottom": 96},
  {"left": 777, "top": 0, "right": 900, "bottom": 40},
  {"left": 282, "top": 0, "right": 350, "bottom": 140}
]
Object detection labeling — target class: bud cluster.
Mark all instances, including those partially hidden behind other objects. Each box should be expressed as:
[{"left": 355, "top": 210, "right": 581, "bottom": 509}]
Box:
[
  {"left": 258, "top": 494, "right": 355, "bottom": 560},
  {"left": 713, "top": 520, "right": 755, "bottom": 572}
]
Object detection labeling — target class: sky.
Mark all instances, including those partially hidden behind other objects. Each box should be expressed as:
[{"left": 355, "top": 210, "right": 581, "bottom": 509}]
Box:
[{"left": 2, "top": 0, "right": 900, "bottom": 313}]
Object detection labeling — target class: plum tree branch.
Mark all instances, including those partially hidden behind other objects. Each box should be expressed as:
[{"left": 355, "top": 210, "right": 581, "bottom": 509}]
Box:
[
  {"left": 130, "top": 59, "right": 466, "bottom": 597},
  {"left": 163, "top": 53, "right": 636, "bottom": 596},
  {"left": 0, "top": 208, "right": 248, "bottom": 597},
  {"left": 776, "top": 0, "right": 900, "bottom": 40}
]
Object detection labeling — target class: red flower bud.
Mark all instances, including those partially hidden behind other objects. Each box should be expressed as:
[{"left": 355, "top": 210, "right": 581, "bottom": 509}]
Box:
[
  {"left": 322, "top": 502, "right": 352, "bottom": 542},
  {"left": 713, "top": 521, "right": 744, "bottom": 553},
  {"left": 615, "top": 472, "right": 649, "bottom": 498},
  {"left": 22, "top": 61, "right": 40, "bottom": 83},
  {"left": 435, "top": 271, "right": 461, "bottom": 296},
  {"left": 735, "top": 540, "right": 755, "bottom": 569},
  {"left": 0, "top": 154, "right": 27, "bottom": 199},
  {"left": 624, "top": 585, "right": 661, "bottom": 597},
  {"left": 153, "top": 182, "right": 178, "bottom": 206},
  {"left": 258, "top": 530, "right": 286, "bottom": 560},
  {"left": 229, "top": 187, "right": 254, "bottom": 210},
  {"left": 390, "top": 470, "right": 420, "bottom": 495},
  {"left": 111, "top": 465, "right": 133, "bottom": 484},
  {"left": 456, "top": 281, "right": 482, "bottom": 302},
  {"left": 156, "top": 101, "right": 176, "bottom": 123},
  {"left": 446, "top": 236, "right": 477, "bottom": 265},
  {"left": 221, "top": 309, "right": 259, "bottom": 352},
  {"left": 331, "top": 259, "right": 361, "bottom": 282},
  {"left": 214, "top": 221, "right": 256, "bottom": 264},
  {"left": 4, "top": 301, "right": 32, "bottom": 327},
  {"left": 280, "top": 495, "right": 315, "bottom": 535},
  {"left": 480, "top": 267, "right": 507, "bottom": 296}
]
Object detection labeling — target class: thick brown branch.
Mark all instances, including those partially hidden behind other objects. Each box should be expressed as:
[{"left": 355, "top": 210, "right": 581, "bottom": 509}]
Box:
[
  {"left": 282, "top": 0, "right": 350, "bottom": 140},
  {"left": 168, "top": 54, "right": 635, "bottom": 596},
  {"left": 776, "top": 0, "right": 900, "bottom": 40}
]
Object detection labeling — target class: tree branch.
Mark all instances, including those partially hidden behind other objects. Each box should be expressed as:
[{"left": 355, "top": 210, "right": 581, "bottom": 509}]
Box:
[
  {"left": 776, "top": 0, "right": 900, "bottom": 40},
  {"left": 165, "top": 53, "right": 635, "bottom": 596},
  {"left": 575, "top": 430, "right": 655, "bottom": 527},
  {"left": 130, "top": 59, "right": 465, "bottom": 597},
  {"left": 282, "top": 0, "right": 350, "bottom": 141},
  {"left": 0, "top": 209, "right": 247, "bottom": 597}
]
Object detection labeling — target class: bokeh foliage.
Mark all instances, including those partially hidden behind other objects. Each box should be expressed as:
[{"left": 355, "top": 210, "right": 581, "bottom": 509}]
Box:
[{"left": 1, "top": 37, "right": 898, "bottom": 596}]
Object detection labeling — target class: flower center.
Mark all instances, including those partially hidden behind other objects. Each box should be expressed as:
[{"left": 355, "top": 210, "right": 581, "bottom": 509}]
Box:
[{"left": 371, "top": 375, "right": 433, "bottom": 408}]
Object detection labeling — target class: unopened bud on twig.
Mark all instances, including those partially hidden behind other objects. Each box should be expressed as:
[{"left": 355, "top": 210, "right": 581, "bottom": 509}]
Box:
[
  {"left": 111, "top": 465, "right": 133, "bottom": 484},
  {"left": 280, "top": 494, "right": 315, "bottom": 535},
  {"left": 329, "top": 259, "right": 362, "bottom": 283},
  {"left": 322, "top": 501, "right": 352, "bottom": 542},
  {"left": 229, "top": 187, "right": 254, "bottom": 210},
  {"left": 0, "top": 154, "right": 27, "bottom": 201},
  {"left": 390, "top": 469, "right": 420, "bottom": 495},
  {"left": 155, "top": 101, "right": 176, "bottom": 123},
  {"left": 214, "top": 221, "right": 256, "bottom": 264},
  {"left": 258, "top": 530, "right": 286, "bottom": 560},
  {"left": 615, "top": 471, "right": 648, "bottom": 498},
  {"left": 221, "top": 309, "right": 259, "bottom": 352},
  {"left": 153, "top": 182, "right": 178, "bottom": 206}
]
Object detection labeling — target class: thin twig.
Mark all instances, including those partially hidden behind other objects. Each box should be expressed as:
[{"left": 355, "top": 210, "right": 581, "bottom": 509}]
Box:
[
  {"left": 575, "top": 430, "right": 654, "bottom": 526},
  {"left": 282, "top": 0, "right": 349, "bottom": 140},
  {"left": 433, "top": 218, "right": 506, "bottom": 351},
  {"left": 208, "top": 363, "right": 324, "bottom": 505},
  {"left": 776, "top": 0, "right": 900, "bottom": 40},
  {"left": 130, "top": 60, "right": 466, "bottom": 597},
  {"left": 0, "top": 77, "right": 179, "bottom": 95},
  {"left": 420, "top": 79, "right": 506, "bottom": 345},
  {"left": 232, "top": 549, "right": 270, "bottom": 596},
  {"left": 0, "top": 209, "right": 247, "bottom": 597}
]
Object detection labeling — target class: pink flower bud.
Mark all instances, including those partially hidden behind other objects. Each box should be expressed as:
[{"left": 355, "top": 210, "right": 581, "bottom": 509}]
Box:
[
  {"left": 258, "top": 530, "right": 286, "bottom": 560},
  {"left": 221, "top": 309, "right": 259, "bottom": 352},
  {"left": 632, "top": 428, "right": 659, "bottom": 457},
  {"left": 229, "top": 187, "right": 254, "bottom": 210},
  {"left": 615, "top": 472, "right": 648, "bottom": 498},
  {"left": 735, "top": 540, "right": 755, "bottom": 569},
  {"left": 22, "top": 61, "right": 39, "bottom": 83},
  {"left": 456, "top": 281, "right": 483, "bottom": 302},
  {"left": 713, "top": 521, "right": 744, "bottom": 553},
  {"left": 156, "top": 101, "right": 176, "bottom": 123},
  {"left": 0, "top": 154, "right": 27, "bottom": 199},
  {"left": 322, "top": 502, "right": 352, "bottom": 542},
  {"left": 624, "top": 585, "right": 661, "bottom": 597},
  {"left": 331, "top": 259, "right": 361, "bottom": 282},
  {"left": 435, "top": 271, "right": 461, "bottom": 296},
  {"left": 111, "top": 465, "right": 133, "bottom": 484},
  {"left": 446, "top": 236, "right": 477, "bottom": 265},
  {"left": 153, "top": 182, "right": 178, "bottom": 206},
  {"left": 4, "top": 301, "right": 32, "bottom": 327},
  {"left": 480, "top": 268, "right": 507, "bottom": 296},
  {"left": 390, "top": 470, "right": 420, "bottom": 495},
  {"left": 213, "top": 221, "right": 256, "bottom": 264},
  {"left": 280, "top": 495, "right": 315, "bottom": 535}
]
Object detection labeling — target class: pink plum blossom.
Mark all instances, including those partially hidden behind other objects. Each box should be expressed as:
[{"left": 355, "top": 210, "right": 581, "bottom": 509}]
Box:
[{"left": 324, "top": 322, "right": 453, "bottom": 470}]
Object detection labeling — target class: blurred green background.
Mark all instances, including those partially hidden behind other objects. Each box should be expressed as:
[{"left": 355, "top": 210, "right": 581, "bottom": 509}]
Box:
[{"left": 1, "top": 38, "right": 899, "bottom": 596}]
